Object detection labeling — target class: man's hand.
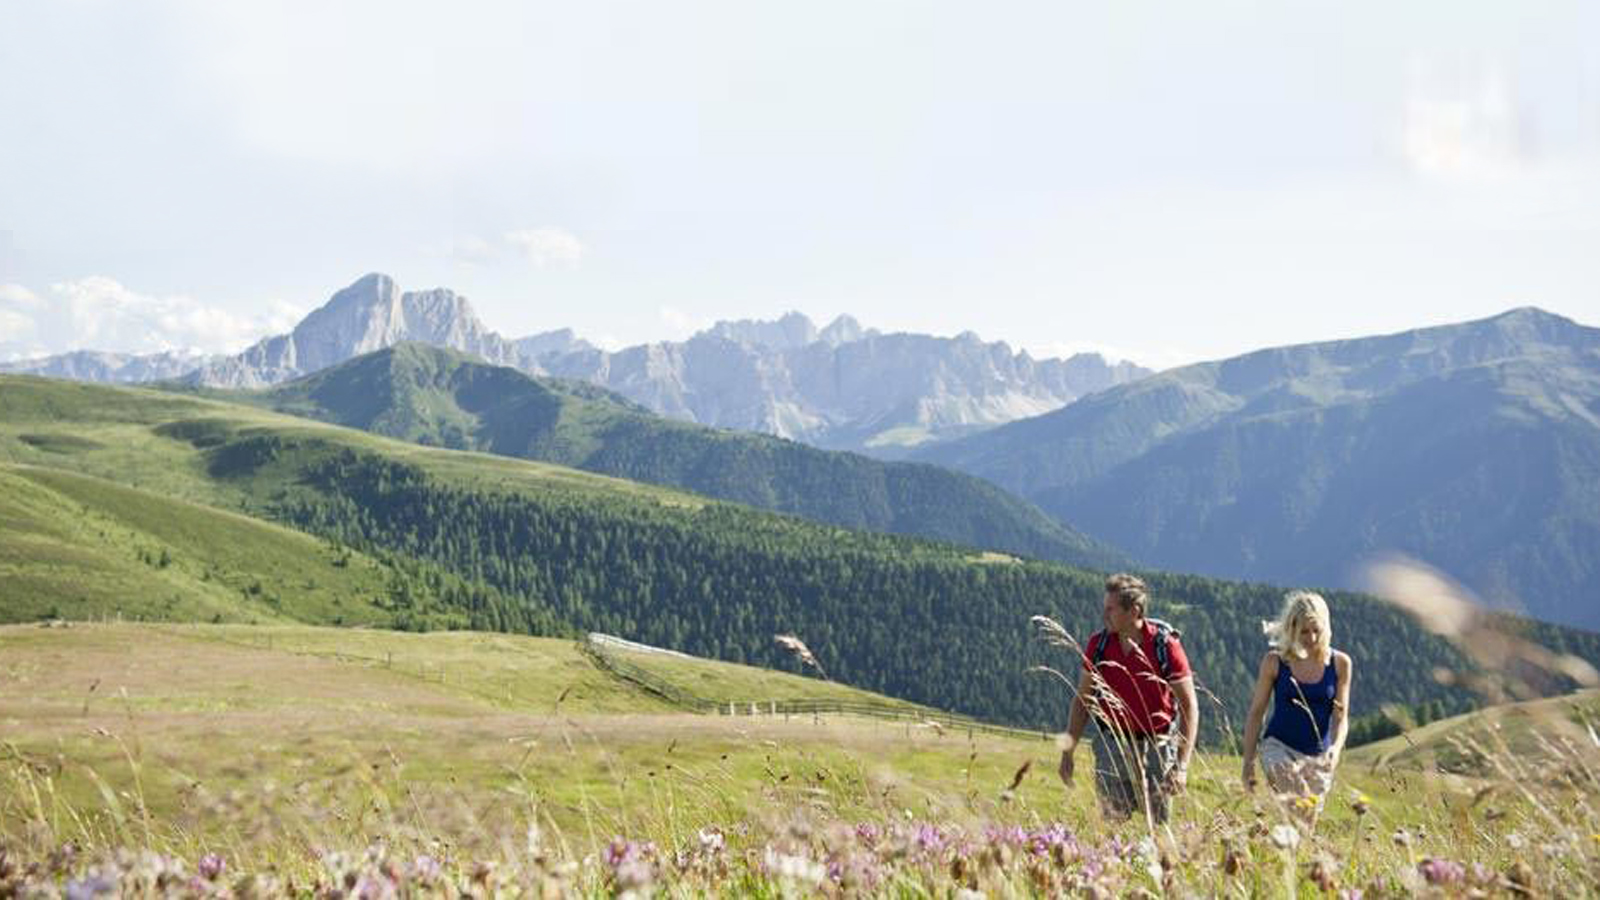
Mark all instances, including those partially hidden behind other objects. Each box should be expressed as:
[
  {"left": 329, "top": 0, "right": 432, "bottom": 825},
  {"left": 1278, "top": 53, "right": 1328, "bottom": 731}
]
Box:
[
  {"left": 1163, "top": 763, "right": 1188, "bottom": 795},
  {"left": 1241, "top": 757, "right": 1257, "bottom": 792},
  {"left": 1057, "top": 750, "right": 1075, "bottom": 785}
]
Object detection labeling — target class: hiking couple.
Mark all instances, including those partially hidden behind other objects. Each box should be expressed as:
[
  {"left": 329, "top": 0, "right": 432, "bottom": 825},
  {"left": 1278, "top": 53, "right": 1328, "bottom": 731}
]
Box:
[{"left": 1057, "top": 574, "right": 1353, "bottom": 824}]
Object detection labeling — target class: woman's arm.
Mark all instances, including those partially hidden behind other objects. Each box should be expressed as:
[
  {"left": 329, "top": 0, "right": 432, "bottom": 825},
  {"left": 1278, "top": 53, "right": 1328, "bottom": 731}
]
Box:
[
  {"left": 1240, "top": 652, "right": 1277, "bottom": 788},
  {"left": 1329, "top": 651, "right": 1353, "bottom": 759}
]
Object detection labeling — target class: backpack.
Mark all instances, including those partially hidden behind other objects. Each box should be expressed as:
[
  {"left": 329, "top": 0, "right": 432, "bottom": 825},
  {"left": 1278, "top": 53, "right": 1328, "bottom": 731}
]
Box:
[{"left": 1088, "top": 618, "right": 1182, "bottom": 681}]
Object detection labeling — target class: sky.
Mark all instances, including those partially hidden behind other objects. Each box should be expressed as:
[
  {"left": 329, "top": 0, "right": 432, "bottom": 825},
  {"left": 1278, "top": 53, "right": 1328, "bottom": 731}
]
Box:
[{"left": 1, "top": 1, "right": 1598, "bottom": 369}]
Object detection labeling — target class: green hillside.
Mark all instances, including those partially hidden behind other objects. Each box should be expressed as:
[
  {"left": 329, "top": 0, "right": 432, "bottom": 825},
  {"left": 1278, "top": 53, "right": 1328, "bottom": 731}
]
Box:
[
  {"left": 0, "top": 464, "right": 426, "bottom": 627},
  {"left": 4, "top": 373, "right": 1600, "bottom": 737},
  {"left": 185, "top": 343, "right": 1127, "bottom": 570}
]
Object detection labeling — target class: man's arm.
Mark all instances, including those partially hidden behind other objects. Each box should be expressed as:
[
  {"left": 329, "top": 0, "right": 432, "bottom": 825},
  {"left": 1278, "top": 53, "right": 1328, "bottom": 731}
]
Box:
[
  {"left": 1058, "top": 666, "right": 1095, "bottom": 784},
  {"left": 1165, "top": 675, "right": 1200, "bottom": 793}
]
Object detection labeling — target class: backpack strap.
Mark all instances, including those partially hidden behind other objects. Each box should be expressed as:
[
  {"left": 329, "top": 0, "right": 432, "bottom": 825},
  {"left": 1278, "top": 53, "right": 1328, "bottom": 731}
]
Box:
[
  {"left": 1146, "top": 617, "right": 1182, "bottom": 681},
  {"left": 1088, "top": 629, "right": 1110, "bottom": 666}
]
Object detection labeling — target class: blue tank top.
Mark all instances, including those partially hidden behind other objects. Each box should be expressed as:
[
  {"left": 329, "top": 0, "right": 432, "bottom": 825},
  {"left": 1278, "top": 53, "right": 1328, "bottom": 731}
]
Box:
[{"left": 1263, "top": 655, "right": 1337, "bottom": 755}]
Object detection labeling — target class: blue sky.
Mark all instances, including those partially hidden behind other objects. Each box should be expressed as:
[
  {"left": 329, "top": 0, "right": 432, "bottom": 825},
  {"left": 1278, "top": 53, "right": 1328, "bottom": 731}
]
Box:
[{"left": 2, "top": 0, "right": 1597, "bottom": 367}]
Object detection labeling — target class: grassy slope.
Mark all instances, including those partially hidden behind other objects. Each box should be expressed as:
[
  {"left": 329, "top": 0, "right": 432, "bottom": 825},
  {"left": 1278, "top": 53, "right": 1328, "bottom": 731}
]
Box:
[
  {"left": 0, "top": 624, "right": 1070, "bottom": 844},
  {"left": 0, "top": 465, "right": 402, "bottom": 626},
  {"left": 1346, "top": 687, "right": 1600, "bottom": 774}
]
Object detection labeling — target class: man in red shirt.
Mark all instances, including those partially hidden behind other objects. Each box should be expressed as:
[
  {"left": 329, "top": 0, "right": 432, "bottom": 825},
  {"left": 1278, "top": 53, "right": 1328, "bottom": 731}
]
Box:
[{"left": 1057, "top": 573, "right": 1199, "bottom": 824}]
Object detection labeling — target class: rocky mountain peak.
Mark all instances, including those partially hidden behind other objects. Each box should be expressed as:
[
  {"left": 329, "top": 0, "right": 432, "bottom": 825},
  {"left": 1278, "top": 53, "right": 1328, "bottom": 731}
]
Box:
[
  {"left": 184, "top": 273, "right": 515, "bottom": 388},
  {"left": 818, "top": 315, "right": 872, "bottom": 346},
  {"left": 704, "top": 312, "right": 818, "bottom": 349}
]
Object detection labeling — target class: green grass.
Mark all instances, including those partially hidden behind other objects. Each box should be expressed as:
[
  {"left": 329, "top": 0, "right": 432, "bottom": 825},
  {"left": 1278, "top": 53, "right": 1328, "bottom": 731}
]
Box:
[
  {"left": 0, "top": 623, "right": 1069, "bottom": 843},
  {"left": 602, "top": 641, "right": 931, "bottom": 711},
  {"left": 0, "top": 465, "right": 404, "bottom": 626},
  {"left": 2, "top": 622, "right": 1597, "bottom": 895}
]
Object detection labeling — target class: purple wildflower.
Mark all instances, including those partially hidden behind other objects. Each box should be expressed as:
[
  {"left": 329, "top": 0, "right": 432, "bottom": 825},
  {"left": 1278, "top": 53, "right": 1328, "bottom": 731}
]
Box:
[
  {"left": 197, "top": 853, "right": 225, "bottom": 881},
  {"left": 1418, "top": 857, "right": 1466, "bottom": 885}
]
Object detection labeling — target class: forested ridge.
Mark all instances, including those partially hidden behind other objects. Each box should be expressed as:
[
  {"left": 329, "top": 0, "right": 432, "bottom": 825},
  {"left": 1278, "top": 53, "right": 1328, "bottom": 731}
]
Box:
[
  {"left": 190, "top": 343, "right": 1127, "bottom": 570},
  {"left": 185, "top": 427, "right": 1600, "bottom": 736}
]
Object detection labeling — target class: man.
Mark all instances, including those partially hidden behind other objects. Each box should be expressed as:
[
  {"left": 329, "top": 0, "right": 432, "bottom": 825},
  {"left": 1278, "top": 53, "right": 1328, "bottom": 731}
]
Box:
[{"left": 1057, "top": 573, "right": 1199, "bottom": 825}]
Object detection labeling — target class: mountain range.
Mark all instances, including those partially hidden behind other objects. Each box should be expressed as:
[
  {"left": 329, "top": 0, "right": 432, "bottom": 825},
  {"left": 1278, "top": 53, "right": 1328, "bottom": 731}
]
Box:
[
  {"left": 197, "top": 341, "right": 1127, "bottom": 570},
  {"left": 919, "top": 308, "right": 1600, "bottom": 630},
  {"left": 1, "top": 273, "right": 1146, "bottom": 455}
]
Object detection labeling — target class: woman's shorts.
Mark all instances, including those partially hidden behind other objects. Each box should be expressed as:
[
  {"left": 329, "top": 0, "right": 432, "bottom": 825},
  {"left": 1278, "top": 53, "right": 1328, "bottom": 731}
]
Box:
[{"left": 1259, "top": 736, "right": 1335, "bottom": 805}]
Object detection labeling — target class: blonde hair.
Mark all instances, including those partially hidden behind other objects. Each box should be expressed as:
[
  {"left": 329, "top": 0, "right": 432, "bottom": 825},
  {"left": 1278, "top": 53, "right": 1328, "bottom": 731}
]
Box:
[{"left": 1269, "top": 590, "right": 1331, "bottom": 660}]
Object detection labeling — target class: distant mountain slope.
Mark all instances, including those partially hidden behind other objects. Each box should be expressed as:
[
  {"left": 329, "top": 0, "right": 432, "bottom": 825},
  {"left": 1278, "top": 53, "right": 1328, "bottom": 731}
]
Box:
[
  {"left": 920, "top": 308, "right": 1600, "bottom": 629},
  {"left": 212, "top": 343, "right": 1129, "bottom": 570},
  {"left": 5, "top": 373, "right": 1600, "bottom": 730},
  {"left": 0, "top": 349, "right": 219, "bottom": 383},
  {"left": 535, "top": 317, "right": 1149, "bottom": 454}
]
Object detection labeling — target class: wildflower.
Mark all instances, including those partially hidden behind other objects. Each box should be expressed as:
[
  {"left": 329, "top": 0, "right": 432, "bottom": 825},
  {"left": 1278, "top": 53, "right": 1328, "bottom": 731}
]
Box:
[
  {"left": 762, "top": 848, "right": 826, "bottom": 887},
  {"left": 1222, "top": 842, "right": 1246, "bottom": 876},
  {"left": 196, "top": 853, "right": 225, "bottom": 881},
  {"left": 408, "top": 855, "right": 441, "bottom": 886},
  {"left": 1350, "top": 792, "right": 1371, "bottom": 816},
  {"left": 1391, "top": 828, "right": 1412, "bottom": 848},
  {"left": 1307, "top": 854, "right": 1338, "bottom": 892},
  {"left": 1418, "top": 857, "right": 1465, "bottom": 885},
  {"left": 1270, "top": 825, "right": 1300, "bottom": 850},
  {"left": 1294, "top": 794, "right": 1320, "bottom": 811},
  {"left": 697, "top": 828, "right": 725, "bottom": 855},
  {"left": 65, "top": 875, "right": 116, "bottom": 900}
]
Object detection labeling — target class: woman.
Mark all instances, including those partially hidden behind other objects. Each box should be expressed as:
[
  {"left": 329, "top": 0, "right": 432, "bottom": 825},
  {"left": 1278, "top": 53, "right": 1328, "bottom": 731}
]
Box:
[{"left": 1240, "top": 591, "right": 1352, "bottom": 816}]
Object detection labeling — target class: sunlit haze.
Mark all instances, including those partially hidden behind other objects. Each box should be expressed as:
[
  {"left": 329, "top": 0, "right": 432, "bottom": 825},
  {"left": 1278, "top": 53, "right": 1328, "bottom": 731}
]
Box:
[{"left": 2, "top": 1, "right": 1598, "bottom": 368}]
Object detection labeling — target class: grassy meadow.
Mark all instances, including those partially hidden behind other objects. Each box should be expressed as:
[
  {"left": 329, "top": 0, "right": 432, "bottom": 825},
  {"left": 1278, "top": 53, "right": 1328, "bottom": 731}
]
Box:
[{"left": 2, "top": 622, "right": 1598, "bottom": 897}]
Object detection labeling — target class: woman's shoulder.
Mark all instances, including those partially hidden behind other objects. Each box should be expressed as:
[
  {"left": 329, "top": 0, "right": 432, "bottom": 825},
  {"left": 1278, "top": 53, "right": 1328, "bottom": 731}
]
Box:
[{"left": 1332, "top": 649, "right": 1352, "bottom": 669}]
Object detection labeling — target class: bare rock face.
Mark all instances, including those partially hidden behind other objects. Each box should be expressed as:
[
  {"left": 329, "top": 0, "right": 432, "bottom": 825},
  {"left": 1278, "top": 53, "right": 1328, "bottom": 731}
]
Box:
[
  {"left": 536, "top": 313, "right": 1149, "bottom": 454},
  {"left": 185, "top": 274, "right": 520, "bottom": 388}
]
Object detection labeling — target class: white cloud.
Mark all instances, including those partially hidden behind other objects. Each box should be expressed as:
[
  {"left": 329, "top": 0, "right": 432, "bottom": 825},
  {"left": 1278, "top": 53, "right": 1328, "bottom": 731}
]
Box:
[
  {"left": 1402, "top": 55, "right": 1526, "bottom": 180},
  {"left": 0, "top": 277, "right": 304, "bottom": 358},
  {"left": 426, "top": 234, "right": 500, "bottom": 267},
  {"left": 658, "top": 305, "right": 708, "bottom": 340},
  {"left": 0, "top": 283, "right": 42, "bottom": 309},
  {"left": 505, "top": 228, "right": 584, "bottom": 268}
]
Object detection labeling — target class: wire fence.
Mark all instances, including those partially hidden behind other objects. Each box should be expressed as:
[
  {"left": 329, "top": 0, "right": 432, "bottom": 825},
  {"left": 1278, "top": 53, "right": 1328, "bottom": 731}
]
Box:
[{"left": 580, "top": 633, "right": 1050, "bottom": 741}]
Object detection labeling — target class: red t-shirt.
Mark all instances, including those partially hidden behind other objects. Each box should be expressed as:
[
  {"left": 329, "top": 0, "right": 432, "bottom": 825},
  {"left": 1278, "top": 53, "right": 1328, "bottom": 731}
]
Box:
[{"left": 1087, "top": 621, "right": 1191, "bottom": 735}]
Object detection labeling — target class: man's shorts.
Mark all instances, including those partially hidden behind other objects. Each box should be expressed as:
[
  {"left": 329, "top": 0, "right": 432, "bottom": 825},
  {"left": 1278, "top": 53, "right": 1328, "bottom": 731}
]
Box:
[{"left": 1090, "top": 720, "right": 1180, "bottom": 823}]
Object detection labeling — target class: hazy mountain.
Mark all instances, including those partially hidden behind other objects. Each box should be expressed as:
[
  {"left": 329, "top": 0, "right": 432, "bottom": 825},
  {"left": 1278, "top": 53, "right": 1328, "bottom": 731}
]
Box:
[
  {"left": 920, "top": 308, "right": 1600, "bottom": 629},
  {"left": 531, "top": 318, "right": 1150, "bottom": 455},
  {"left": 0, "top": 349, "right": 220, "bottom": 383},
  {"left": 5, "top": 273, "right": 1145, "bottom": 453},
  {"left": 183, "top": 273, "right": 521, "bottom": 388},
  {"left": 222, "top": 342, "right": 1131, "bottom": 570}
]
